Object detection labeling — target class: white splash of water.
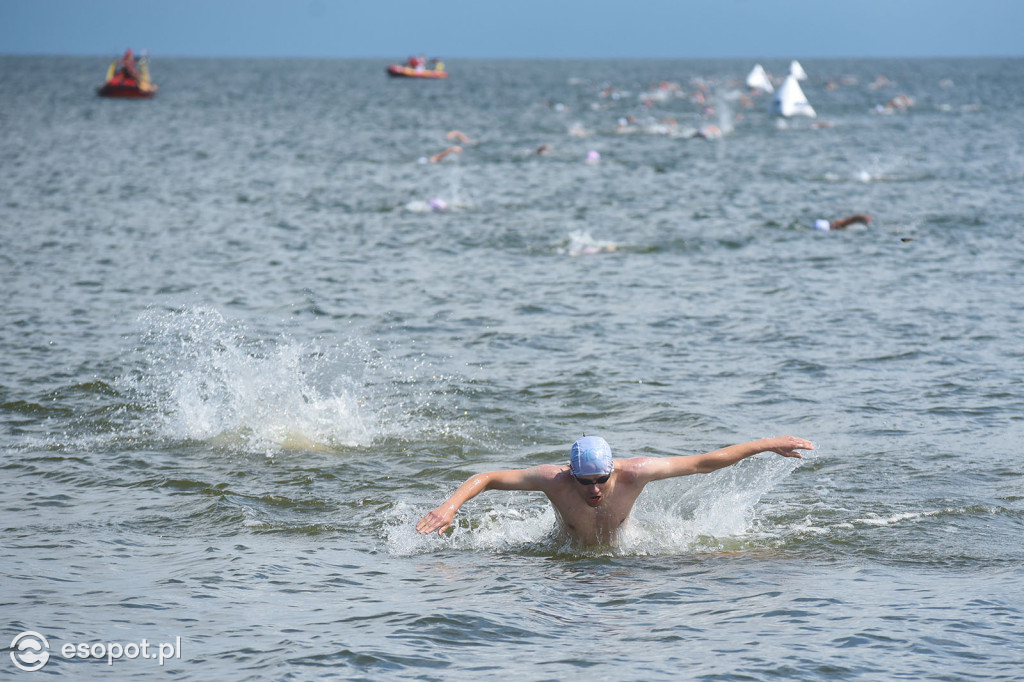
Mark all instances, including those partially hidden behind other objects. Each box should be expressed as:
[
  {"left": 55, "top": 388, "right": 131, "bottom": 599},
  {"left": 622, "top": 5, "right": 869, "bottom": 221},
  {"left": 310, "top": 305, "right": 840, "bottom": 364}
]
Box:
[
  {"left": 122, "top": 307, "right": 381, "bottom": 454},
  {"left": 562, "top": 230, "right": 619, "bottom": 257},
  {"left": 383, "top": 499, "right": 559, "bottom": 556},
  {"left": 618, "top": 456, "right": 802, "bottom": 554},
  {"left": 852, "top": 155, "right": 900, "bottom": 182}
]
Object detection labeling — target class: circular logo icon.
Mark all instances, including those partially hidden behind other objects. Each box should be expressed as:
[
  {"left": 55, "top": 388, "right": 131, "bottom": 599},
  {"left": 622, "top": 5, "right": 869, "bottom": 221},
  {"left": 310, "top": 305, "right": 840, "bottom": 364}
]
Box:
[{"left": 10, "top": 631, "right": 50, "bottom": 672}]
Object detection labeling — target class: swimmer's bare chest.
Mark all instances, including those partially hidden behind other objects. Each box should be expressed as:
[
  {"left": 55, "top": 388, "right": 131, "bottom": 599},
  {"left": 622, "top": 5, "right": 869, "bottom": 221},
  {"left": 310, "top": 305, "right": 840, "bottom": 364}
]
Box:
[
  {"left": 549, "top": 498, "right": 633, "bottom": 545},
  {"left": 541, "top": 473, "right": 647, "bottom": 544}
]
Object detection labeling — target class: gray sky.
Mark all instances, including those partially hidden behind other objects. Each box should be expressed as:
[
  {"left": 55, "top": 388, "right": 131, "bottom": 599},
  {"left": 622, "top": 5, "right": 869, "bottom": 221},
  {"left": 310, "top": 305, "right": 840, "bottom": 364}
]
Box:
[{"left": 1, "top": 0, "right": 1021, "bottom": 59}]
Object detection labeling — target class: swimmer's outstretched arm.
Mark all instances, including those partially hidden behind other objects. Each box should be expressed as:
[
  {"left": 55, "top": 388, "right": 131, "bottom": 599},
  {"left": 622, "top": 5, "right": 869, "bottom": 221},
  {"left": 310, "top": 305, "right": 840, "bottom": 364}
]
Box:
[
  {"left": 428, "top": 145, "right": 462, "bottom": 163},
  {"left": 830, "top": 214, "right": 873, "bottom": 229},
  {"left": 632, "top": 436, "right": 813, "bottom": 483},
  {"left": 416, "top": 466, "right": 558, "bottom": 536}
]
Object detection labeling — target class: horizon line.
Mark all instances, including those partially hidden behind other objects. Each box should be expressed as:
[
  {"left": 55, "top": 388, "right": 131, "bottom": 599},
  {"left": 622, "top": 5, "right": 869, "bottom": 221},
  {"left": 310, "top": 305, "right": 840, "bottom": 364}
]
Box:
[{"left": 4, "top": 51, "right": 1022, "bottom": 61}]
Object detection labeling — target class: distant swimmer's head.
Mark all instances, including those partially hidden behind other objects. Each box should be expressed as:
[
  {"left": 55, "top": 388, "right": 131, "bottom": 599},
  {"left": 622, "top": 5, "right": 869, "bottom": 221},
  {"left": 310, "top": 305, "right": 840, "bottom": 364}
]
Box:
[
  {"left": 428, "top": 197, "right": 447, "bottom": 212},
  {"left": 570, "top": 436, "right": 613, "bottom": 479},
  {"left": 585, "top": 150, "right": 601, "bottom": 164},
  {"left": 813, "top": 219, "right": 831, "bottom": 231}
]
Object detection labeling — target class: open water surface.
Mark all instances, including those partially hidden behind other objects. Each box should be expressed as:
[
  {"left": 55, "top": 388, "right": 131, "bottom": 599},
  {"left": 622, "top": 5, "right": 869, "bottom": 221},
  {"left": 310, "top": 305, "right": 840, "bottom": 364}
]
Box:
[{"left": 2, "top": 56, "right": 1023, "bottom": 679}]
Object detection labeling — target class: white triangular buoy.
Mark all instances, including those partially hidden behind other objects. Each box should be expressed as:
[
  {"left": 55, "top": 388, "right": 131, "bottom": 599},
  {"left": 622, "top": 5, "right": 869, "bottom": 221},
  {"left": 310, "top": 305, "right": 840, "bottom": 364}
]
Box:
[
  {"left": 789, "top": 60, "right": 808, "bottom": 80},
  {"left": 746, "top": 64, "right": 774, "bottom": 93},
  {"left": 772, "top": 75, "right": 816, "bottom": 117}
]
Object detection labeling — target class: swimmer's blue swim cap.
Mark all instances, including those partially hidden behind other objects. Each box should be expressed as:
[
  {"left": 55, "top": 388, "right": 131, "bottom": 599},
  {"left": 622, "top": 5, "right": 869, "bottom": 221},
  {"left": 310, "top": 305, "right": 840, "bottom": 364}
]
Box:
[{"left": 570, "top": 436, "right": 613, "bottom": 476}]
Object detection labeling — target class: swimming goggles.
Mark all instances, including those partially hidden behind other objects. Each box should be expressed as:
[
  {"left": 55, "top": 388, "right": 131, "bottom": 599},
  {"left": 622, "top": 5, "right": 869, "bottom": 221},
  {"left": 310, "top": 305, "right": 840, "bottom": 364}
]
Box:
[{"left": 574, "top": 474, "right": 610, "bottom": 485}]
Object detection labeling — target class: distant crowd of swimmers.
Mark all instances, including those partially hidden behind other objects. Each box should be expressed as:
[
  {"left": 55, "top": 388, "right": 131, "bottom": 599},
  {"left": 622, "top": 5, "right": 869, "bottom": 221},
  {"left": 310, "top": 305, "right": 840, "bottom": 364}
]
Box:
[{"left": 415, "top": 72, "right": 897, "bottom": 233}]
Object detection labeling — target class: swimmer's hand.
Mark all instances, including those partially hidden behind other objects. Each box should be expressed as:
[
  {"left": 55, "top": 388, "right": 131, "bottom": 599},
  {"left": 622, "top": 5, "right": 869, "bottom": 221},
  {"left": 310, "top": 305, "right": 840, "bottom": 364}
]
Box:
[
  {"left": 416, "top": 506, "right": 456, "bottom": 536},
  {"left": 764, "top": 435, "right": 814, "bottom": 458}
]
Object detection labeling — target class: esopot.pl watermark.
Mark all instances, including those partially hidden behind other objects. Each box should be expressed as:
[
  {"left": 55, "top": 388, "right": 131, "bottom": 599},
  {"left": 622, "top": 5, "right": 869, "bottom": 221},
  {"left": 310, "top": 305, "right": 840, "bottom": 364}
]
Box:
[{"left": 10, "top": 630, "right": 182, "bottom": 672}]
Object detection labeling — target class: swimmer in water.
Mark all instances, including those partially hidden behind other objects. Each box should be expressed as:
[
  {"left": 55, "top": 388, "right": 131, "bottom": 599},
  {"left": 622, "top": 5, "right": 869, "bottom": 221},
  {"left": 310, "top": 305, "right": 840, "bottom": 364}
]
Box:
[
  {"left": 417, "top": 435, "right": 813, "bottom": 546},
  {"left": 691, "top": 124, "right": 722, "bottom": 140},
  {"left": 446, "top": 130, "right": 474, "bottom": 144},
  {"left": 428, "top": 145, "right": 462, "bottom": 163},
  {"left": 814, "top": 214, "right": 873, "bottom": 231}
]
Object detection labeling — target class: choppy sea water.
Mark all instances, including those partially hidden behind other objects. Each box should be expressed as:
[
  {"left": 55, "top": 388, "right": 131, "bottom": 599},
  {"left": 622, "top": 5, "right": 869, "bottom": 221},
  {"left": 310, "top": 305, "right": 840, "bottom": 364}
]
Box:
[{"left": 2, "top": 56, "right": 1023, "bottom": 679}]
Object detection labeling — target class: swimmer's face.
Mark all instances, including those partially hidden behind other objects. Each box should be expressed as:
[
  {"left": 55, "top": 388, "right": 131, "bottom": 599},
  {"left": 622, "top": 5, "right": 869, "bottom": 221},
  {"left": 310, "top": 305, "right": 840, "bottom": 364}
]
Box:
[{"left": 573, "top": 473, "right": 611, "bottom": 506}]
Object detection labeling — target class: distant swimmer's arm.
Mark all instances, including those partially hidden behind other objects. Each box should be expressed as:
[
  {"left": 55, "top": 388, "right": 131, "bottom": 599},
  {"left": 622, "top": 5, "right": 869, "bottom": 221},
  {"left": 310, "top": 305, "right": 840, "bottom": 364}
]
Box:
[
  {"left": 830, "top": 214, "right": 873, "bottom": 230},
  {"left": 416, "top": 466, "right": 557, "bottom": 536},
  {"left": 632, "top": 436, "right": 814, "bottom": 483},
  {"left": 428, "top": 145, "right": 463, "bottom": 163}
]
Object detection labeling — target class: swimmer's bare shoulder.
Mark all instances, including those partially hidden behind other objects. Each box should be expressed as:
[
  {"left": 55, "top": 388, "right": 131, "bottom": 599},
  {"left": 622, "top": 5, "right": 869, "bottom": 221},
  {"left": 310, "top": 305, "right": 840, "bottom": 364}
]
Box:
[{"left": 608, "top": 457, "right": 656, "bottom": 484}]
